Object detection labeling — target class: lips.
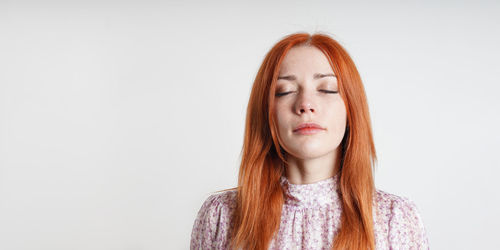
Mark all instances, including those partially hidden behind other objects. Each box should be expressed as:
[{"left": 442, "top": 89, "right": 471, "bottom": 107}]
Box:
[{"left": 293, "top": 123, "right": 325, "bottom": 132}]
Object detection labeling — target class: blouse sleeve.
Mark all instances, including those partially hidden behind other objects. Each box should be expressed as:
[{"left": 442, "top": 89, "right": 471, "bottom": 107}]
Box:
[
  {"left": 388, "top": 197, "right": 430, "bottom": 249},
  {"left": 190, "top": 193, "right": 233, "bottom": 249}
]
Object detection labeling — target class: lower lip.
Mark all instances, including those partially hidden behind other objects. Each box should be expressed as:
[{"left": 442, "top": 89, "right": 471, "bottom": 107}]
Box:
[{"left": 294, "top": 128, "right": 324, "bottom": 135}]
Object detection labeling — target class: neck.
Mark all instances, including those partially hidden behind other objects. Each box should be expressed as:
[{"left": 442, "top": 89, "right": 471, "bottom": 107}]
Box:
[{"left": 284, "top": 147, "right": 341, "bottom": 184}]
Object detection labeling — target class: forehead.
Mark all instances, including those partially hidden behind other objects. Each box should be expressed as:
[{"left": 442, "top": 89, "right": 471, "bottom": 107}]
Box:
[{"left": 278, "top": 45, "right": 333, "bottom": 74}]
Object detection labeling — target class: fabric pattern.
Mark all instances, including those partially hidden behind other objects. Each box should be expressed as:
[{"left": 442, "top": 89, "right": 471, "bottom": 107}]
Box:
[{"left": 190, "top": 173, "right": 429, "bottom": 249}]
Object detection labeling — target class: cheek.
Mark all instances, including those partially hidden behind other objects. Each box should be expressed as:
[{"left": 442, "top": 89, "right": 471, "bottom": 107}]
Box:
[
  {"left": 273, "top": 103, "right": 291, "bottom": 147},
  {"left": 274, "top": 102, "right": 289, "bottom": 128},
  {"left": 327, "top": 100, "right": 347, "bottom": 130}
]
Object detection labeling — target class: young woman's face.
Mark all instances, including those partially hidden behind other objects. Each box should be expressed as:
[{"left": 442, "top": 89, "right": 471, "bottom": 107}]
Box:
[{"left": 274, "top": 45, "right": 347, "bottom": 160}]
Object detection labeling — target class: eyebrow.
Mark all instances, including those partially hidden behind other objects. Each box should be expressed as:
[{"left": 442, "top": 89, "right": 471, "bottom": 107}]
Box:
[{"left": 277, "top": 73, "right": 337, "bottom": 81}]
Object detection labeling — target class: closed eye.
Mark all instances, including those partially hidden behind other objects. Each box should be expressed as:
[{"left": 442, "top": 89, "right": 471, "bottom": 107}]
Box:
[
  {"left": 275, "top": 91, "right": 294, "bottom": 97},
  {"left": 276, "top": 90, "right": 338, "bottom": 97},
  {"left": 320, "top": 90, "right": 338, "bottom": 94}
]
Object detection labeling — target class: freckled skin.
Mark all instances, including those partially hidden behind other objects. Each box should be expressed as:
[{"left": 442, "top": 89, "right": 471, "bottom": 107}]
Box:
[
  {"left": 273, "top": 45, "right": 347, "bottom": 184},
  {"left": 274, "top": 45, "right": 347, "bottom": 160}
]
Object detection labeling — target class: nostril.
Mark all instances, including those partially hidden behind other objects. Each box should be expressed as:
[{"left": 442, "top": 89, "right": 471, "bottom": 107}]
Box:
[{"left": 299, "top": 107, "right": 314, "bottom": 113}]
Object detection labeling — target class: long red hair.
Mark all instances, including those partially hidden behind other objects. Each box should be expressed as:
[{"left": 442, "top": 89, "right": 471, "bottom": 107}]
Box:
[{"left": 230, "top": 32, "right": 377, "bottom": 249}]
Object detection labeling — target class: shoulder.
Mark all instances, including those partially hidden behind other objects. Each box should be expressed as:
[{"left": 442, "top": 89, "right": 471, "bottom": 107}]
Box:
[
  {"left": 197, "top": 189, "right": 238, "bottom": 213},
  {"left": 374, "top": 189, "right": 424, "bottom": 225},
  {"left": 375, "top": 189, "right": 417, "bottom": 211},
  {"left": 374, "top": 189, "right": 430, "bottom": 249},
  {"left": 190, "top": 189, "right": 237, "bottom": 249}
]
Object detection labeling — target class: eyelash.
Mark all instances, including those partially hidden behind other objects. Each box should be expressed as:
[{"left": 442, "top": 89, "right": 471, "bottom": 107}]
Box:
[{"left": 275, "top": 90, "right": 339, "bottom": 97}]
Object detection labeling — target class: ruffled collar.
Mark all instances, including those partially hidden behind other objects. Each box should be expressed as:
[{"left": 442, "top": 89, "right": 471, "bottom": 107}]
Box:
[{"left": 280, "top": 173, "right": 341, "bottom": 208}]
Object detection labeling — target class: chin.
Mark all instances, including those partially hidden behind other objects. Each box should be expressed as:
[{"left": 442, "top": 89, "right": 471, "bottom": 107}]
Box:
[{"left": 289, "top": 149, "right": 331, "bottom": 160}]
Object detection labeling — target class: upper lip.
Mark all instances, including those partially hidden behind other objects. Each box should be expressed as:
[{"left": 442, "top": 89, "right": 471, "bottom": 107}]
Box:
[{"left": 293, "top": 122, "right": 325, "bottom": 132}]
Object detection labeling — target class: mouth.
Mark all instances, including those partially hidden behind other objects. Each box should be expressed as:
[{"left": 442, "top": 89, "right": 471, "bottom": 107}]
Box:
[{"left": 293, "top": 123, "right": 325, "bottom": 134}]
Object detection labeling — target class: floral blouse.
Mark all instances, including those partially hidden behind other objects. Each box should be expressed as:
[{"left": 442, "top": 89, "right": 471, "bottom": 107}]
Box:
[{"left": 190, "top": 173, "right": 429, "bottom": 249}]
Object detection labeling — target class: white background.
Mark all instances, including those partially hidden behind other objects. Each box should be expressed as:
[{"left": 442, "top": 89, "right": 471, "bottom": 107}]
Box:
[{"left": 1, "top": 0, "right": 499, "bottom": 249}]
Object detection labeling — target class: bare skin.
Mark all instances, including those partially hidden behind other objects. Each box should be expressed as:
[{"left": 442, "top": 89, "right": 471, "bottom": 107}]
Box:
[{"left": 274, "top": 45, "right": 347, "bottom": 184}]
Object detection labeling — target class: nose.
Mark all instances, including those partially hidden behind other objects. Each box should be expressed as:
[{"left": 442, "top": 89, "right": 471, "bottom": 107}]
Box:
[{"left": 295, "top": 92, "right": 316, "bottom": 115}]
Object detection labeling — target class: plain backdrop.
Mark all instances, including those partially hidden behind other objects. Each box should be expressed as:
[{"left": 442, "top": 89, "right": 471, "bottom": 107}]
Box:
[{"left": 1, "top": 0, "right": 499, "bottom": 249}]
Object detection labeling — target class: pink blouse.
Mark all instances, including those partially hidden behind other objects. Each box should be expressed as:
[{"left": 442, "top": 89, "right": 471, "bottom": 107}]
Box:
[{"left": 191, "top": 174, "right": 429, "bottom": 249}]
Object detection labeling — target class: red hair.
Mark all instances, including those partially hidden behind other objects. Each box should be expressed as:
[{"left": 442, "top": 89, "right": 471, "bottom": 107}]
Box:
[{"left": 230, "top": 32, "right": 377, "bottom": 250}]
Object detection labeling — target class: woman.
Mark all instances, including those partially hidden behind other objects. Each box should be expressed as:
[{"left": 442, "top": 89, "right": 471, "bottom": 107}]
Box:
[{"left": 190, "top": 32, "right": 429, "bottom": 249}]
